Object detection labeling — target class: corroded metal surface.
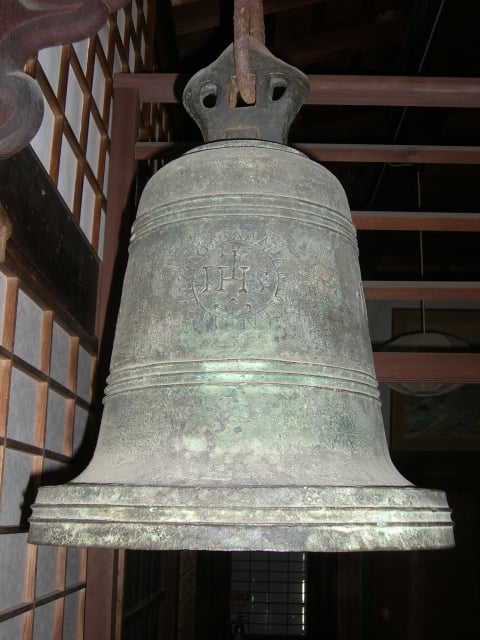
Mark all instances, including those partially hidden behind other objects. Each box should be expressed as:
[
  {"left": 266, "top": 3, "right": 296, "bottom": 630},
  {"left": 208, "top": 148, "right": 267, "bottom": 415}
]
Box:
[
  {"left": 182, "top": 39, "right": 309, "bottom": 143},
  {"left": 29, "top": 139, "right": 454, "bottom": 551},
  {"left": 30, "top": 486, "right": 453, "bottom": 552}
]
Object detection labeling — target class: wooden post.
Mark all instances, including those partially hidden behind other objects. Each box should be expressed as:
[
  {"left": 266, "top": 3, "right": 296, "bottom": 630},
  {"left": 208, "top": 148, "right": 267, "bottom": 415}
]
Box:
[
  {"left": 95, "top": 84, "right": 140, "bottom": 342},
  {"left": 85, "top": 82, "right": 140, "bottom": 640}
]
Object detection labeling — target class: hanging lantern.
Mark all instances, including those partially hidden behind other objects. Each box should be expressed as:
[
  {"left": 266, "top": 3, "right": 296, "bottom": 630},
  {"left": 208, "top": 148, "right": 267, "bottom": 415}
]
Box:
[
  {"left": 381, "top": 330, "right": 468, "bottom": 397},
  {"left": 29, "top": 32, "right": 454, "bottom": 552},
  {"left": 381, "top": 220, "right": 468, "bottom": 398}
]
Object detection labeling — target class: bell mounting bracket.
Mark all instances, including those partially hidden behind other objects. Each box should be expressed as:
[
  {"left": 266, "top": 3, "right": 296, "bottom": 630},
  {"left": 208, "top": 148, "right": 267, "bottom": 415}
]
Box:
[{"left": 182, "top": 37, "right": 310, "bottom": 145}]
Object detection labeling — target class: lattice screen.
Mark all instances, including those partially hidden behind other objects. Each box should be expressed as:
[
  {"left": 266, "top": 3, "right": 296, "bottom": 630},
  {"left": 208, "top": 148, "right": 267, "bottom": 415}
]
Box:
[
  {"left": 28, "top": 0, "right": 166, "bottom": 257},
  {"left": 230, "top": 552, "right": 307, "bottom": 637},
  {"left": 0, "top": 1, "right": 162, "bottom": 637},
  {"left": 0, "top": 273, "right": 93, "bottom": 638}
]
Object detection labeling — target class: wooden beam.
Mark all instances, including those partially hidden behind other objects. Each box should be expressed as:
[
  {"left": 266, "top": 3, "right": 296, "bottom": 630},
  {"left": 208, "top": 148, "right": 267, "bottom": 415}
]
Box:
[
  {"left": 299, "top": 143, "right": 480, "bottom": 165},
  {"left": 135, "top": 141, "right": 189, "bottom": 159},
  {"left": 364, "top": 281, "right": 480, "bottom": 301},
  {"left": 114, "top": 73, "right": 179, "bottom": 103},
  {"left": 114, "top": 73, "right": 480, "bottom": 108},
  {"left": 351, "top": 211, "right": 480, "bottom": 232},
  {"left": 135, "top": 141, "right": 480, "bottom": 165},
  {"left": 374, "top": 352, "right": 480, "bottom": 383},
  {"left": 306, "top": 75, "right": 480, "bottom": 108},
  {"left": 88, "top": 84, "right": 140, "bottom": 640}
]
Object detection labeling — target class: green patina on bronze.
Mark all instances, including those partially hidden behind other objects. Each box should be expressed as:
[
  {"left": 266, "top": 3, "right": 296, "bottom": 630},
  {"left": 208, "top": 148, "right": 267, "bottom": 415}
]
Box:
[{"left": 29, "top": 40, "right": 454, "bottom": 552}]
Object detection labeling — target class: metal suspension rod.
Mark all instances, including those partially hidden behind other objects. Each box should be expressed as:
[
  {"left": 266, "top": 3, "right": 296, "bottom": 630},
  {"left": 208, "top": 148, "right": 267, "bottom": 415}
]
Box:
[
  {"left": 417, "top": 168, "right": 427, "bottom": 333},
  {"left": 249, "top": 0, "right": 265, "bottom": 43},
  {"left": 233, "top": 0, "right": 265, "bottom": 104}
]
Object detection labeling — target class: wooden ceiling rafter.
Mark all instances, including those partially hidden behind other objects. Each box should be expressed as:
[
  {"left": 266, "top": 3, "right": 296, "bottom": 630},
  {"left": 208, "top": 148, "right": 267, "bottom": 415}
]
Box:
[
  {"left": 171, "top": 0, "right": 325, "bottom": 36},
  {"left": 275, "top": 11, "right": 408, "bottom": 66}
]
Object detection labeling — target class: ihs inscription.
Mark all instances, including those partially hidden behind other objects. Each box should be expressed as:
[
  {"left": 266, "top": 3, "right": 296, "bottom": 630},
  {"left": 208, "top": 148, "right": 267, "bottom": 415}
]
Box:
[{"left": 192, "top": 239, "right": 280, "bottom": 319}]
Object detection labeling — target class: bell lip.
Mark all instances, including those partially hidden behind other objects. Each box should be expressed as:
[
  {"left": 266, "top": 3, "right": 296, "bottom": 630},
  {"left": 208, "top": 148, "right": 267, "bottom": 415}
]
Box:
[
  {"left": 28, "top": 523, "right": 455, "bottom": 553},
  {"left": 28, "top": 483, "right": 454, "bottom": 552}
]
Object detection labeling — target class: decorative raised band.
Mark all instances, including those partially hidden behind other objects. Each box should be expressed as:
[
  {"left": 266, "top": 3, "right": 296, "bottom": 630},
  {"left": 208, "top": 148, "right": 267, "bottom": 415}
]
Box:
[
  {"left": 105, "top": 357, "right": 380, "bottom": 400},
  {"left": 30, "top": 485, "right": 453, "bottom": 525},
  {"left": 28, "top": 484, "right": 454, "bottom": 551},
  {"left": 130, "top": 194, "right": 356, "bottom": 246}
]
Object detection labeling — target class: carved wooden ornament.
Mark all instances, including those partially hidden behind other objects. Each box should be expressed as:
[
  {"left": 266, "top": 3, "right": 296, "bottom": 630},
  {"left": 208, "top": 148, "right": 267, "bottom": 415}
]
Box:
[{"left": 0, "top": 0, "right": 131, "bottom": 159}]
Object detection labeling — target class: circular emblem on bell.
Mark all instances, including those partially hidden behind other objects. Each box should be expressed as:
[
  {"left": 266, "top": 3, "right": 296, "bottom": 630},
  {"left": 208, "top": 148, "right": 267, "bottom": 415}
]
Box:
[{"left": 192, "top": 239, "right": 279, "bottom": 318}]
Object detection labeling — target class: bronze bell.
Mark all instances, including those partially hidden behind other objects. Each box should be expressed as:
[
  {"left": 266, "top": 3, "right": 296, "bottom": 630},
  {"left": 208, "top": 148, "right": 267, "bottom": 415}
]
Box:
[{"left": 29, "top": 38, "right": 454, "bottom": 552}]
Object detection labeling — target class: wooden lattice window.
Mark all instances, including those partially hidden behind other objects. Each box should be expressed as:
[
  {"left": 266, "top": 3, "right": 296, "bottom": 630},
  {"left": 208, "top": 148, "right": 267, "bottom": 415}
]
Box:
[
  {"left": 27, "top": 0, "right": 164, "bottom": 258},
  {"left": 0, "top": 271, "right": 94, "bottom": 637},
  {"left": 231, "top": 552, "right": 307, "bottom": 637},
  {"left": 0, "top": 1, "right": 165, "bottom": 637}
]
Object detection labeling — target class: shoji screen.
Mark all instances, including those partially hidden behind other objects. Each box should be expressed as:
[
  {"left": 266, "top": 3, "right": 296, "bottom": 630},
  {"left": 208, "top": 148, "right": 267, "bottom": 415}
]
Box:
[
  {"left": 0, "top": 274, "right": 94, "bottom": 638},
  {"left": 0, "top": 2, "right": 160, "bottom": 637}
]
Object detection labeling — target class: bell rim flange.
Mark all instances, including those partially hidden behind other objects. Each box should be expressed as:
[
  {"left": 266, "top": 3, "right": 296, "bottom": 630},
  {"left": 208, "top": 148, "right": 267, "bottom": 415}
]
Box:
[
  {"left": 28, "top": 521, "right": 454, "bottom": 553},
  {"left": 28, "top": 483, "right": 454, "bottom": 552}
]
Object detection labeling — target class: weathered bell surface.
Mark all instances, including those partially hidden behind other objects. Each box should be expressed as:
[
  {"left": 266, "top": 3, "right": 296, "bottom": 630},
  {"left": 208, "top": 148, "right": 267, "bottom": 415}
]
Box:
[{"left": 29, "top": 38, "right": 454, "bottom": 552}]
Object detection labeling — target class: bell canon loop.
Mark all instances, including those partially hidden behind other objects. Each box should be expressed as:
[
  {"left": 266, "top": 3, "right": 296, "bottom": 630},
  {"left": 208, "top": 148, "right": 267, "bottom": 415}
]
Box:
[{"left": 28, "top": 41, "right": 454, "bottom": 552}]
